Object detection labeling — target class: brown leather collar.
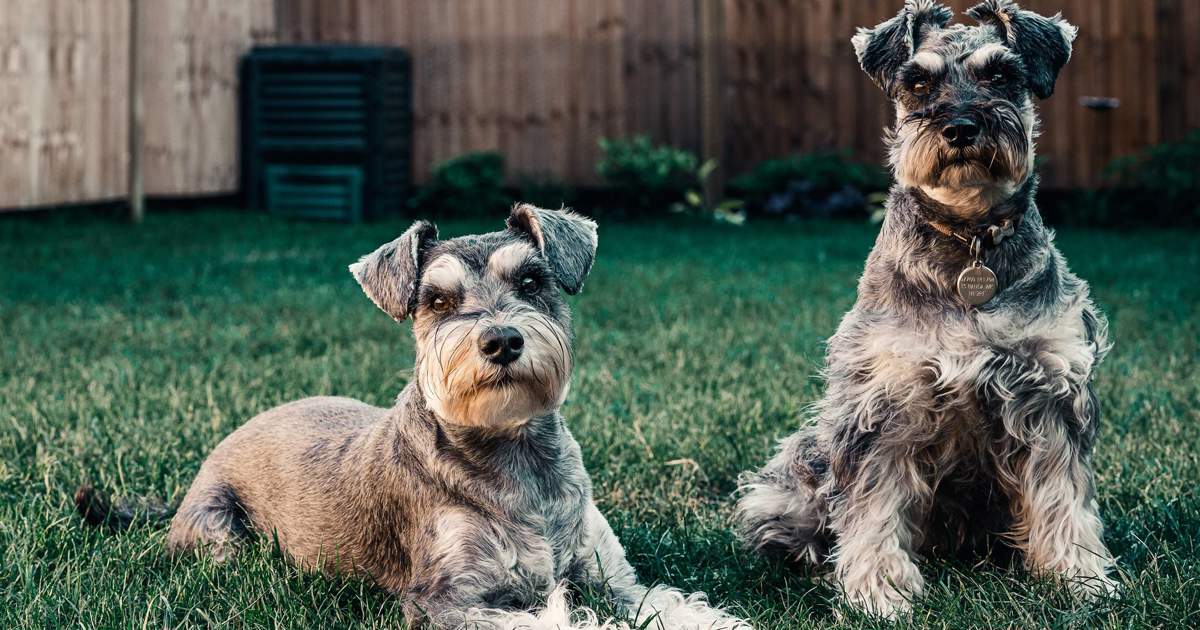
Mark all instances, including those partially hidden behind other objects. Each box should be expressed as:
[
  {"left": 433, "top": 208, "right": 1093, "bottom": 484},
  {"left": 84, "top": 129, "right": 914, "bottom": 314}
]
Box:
[{"left": 927, "top": 215, "right": 1021, "bottom": 251}]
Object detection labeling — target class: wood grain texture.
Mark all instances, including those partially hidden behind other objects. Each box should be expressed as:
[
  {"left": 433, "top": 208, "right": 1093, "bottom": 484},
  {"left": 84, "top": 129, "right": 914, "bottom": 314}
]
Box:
[
  {"left": 1, "top": 0, "right": 1196, "bottom": 209},
  {"left": 140, "top": 0, "right": 274, "bottom": 196},
  {"left": 0, "top": 0, "right": 129, "bottom": 208},
  {"left": 0, "top": 0, "right": 270, "bottom": 209}
]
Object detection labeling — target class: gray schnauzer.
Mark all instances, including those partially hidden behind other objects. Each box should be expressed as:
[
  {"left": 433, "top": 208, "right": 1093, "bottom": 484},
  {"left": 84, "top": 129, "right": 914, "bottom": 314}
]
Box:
[
  {"left": 77, "top": 205, "right": 749, "bottom": 630},
  {"left": 736, "top": 0, "right": 1116, "bottom": 618}
]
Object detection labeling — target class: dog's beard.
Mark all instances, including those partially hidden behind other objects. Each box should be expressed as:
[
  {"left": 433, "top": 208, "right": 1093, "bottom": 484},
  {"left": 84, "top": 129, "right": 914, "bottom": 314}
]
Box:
[
  {"left": 890, "top": 101, "right": 1034, "bottom": 200},
  {"left": 416, "top": 310, "right": 571, "bottom": 429}
]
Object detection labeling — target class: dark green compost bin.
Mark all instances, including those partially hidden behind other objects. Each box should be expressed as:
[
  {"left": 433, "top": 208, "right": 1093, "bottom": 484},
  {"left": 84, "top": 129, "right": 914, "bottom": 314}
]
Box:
[{"left": 242, "top": 46, "right": 412, "bottom": 222}]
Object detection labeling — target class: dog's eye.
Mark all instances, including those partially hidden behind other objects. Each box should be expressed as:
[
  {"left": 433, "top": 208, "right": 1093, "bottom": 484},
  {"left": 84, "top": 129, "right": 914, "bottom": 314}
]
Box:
[
  {"left": 519, "top": 275, "right": 541, "bottom": 296},
  {"left": 912, "top": 81, "right": 930, "bottom": 96},
  {"left": 988, "top": 71, "right": 1005, "bottom": 84},
  {"left": 430, "top": 297, "right": 452, "bottom": 313}
]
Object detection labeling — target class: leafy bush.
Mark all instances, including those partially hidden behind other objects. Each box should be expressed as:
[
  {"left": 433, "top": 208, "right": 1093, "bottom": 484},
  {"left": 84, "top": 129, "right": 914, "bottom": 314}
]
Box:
[
  {"left": 409, "top": 152, "right": 512, "bottom": 216},
  {"left": 596, "top": 136, "right": 700, "bottom": 215},
  {"left": 729, "top": 151, "right": 890, "bottom": 219},
  {"left": 1106, "top": 129, "right": 1200, "bottom": 224},
  {"left": 596, "top": 136, "right": 745, "bottom": 224},
  {"left": 677, "top": 159, "right": 747, "bottom": 225}
]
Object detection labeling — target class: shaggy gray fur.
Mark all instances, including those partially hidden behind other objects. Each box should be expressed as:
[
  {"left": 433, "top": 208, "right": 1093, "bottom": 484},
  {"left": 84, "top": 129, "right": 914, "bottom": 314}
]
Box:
[
  {"left": 127, "top": 205, "right": 747, "bottom": 629},
  {"left": 351, "top": 220, "right": 439, "bottom": 321},
  {"left": 507, "top": 204, "right": 599, "bottom": 295},
  {"left": 737, "top": 1, "right": 1116, "bottom": 619}
]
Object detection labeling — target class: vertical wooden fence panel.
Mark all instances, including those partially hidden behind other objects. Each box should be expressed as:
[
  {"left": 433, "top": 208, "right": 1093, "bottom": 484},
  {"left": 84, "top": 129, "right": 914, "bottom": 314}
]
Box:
[
  {"left": 263, "top": 0, "right": 1180, "bottom": 191},
  {"left": 0, "top": 0, "right": 1196, "bottom": 209},
  {"left": 141, "top": 0, "right": 275, "bottom": 196},
  {"left": 0, "top": 0, "right": 129, "bottom": 208},
  {"left": 273, "top": 0, "right": 649, "bottom": 185},
  {"left": 1187, "top": 0, "right": 1200, "bottom": 130},
  {"left": 1157, "top": 0, "right": 1200, "bottom": 138}
]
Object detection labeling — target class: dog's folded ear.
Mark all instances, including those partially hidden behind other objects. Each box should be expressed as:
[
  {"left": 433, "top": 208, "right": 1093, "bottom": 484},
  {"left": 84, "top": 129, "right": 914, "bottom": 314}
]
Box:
[
  {"left": 967, "top": 0, "right": 1077, "bottom": 99},
  {"left": 507, "top": 204, "right": 598, "bottom": 295},
  {"left": 349, "top": 220, "right": 439, "bottom": 321},
  {"left": 852, "top": 0, "right": 953, "bottom": 95}
]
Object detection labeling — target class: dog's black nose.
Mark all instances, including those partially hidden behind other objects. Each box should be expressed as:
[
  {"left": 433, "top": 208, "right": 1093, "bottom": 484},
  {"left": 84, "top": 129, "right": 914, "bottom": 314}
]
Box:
[
  {"left": 941, "top": 119, "right": 980, "bottom": 148},
  {"left": 479, "top": 326, "right": 524, "bottom": 365}
]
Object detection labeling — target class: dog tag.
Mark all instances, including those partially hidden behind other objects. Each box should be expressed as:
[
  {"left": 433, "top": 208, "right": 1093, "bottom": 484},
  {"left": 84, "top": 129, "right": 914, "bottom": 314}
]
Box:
[{"left": 957, "top": 263, "right": 997, "bottom": 306}]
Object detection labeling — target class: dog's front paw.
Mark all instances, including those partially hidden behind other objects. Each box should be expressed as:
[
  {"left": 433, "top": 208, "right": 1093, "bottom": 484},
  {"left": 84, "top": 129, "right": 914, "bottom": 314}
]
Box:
[
  {"left": 1068, "top": 572, "right": 1121, "bottom": 602},
  {"left": 838, "top": 568, "right": 923, "bottom": 620},
  {"left": 1029, "top": 548, "right": 1120, "bottom": 603},
  {"left": 841, "top": 584, "right": 914, "bottom": 620}
]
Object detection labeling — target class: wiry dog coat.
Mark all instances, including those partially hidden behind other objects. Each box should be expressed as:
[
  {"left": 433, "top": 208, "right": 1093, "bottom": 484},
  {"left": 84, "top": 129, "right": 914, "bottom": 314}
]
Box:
[
  {"left": 737, "top": 0, "right": 1116, "bottom": 618},
  {"left": 79, "top": 206, "right": 750, "bottom": 630}
]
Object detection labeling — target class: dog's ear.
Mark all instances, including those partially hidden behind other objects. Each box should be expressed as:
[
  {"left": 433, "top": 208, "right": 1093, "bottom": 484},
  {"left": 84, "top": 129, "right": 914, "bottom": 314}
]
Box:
[
  {"left": 507, "top": 204, "right": 598, "bottom": 295},
  {"left": 967, "top": 0, "right": 1077, "bottom": 99},
  {"left": 852, "top": 1, "right": 954, "bottom": 95},
  {"left": 349, "top": 220, "right": 439, "bottom": 321}
]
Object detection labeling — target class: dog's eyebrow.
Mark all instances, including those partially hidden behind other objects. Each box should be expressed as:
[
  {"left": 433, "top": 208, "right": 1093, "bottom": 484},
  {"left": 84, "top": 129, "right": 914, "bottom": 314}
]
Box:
[
  {"left": 911, "top": 52, "right": 946, "bottom": 75},
  {"left": 962, "top": 43, "right": 1014, "bottom": 69},
  {"left": 486, "top": 242, "right": 536, "bottom": 278},
  {"left": 422, "top": 254, "right": 468, "bottom": 291}
]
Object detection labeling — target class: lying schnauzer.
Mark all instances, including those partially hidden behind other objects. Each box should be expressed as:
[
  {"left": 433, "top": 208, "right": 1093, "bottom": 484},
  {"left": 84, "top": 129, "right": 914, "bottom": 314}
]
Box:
[
  {"left": 77, "top": 205, "right": 749, "bottom": 630},
  {"left": 736, "top": 0, "right": 1116, "bottom": 618}
]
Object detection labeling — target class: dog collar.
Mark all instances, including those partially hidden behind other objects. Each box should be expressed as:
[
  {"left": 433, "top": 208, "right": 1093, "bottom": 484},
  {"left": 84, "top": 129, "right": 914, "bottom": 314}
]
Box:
[
  {"left": 926, "top": 216, "right": 1021, "bottom": 307},
  {"left": 926, "top": 215, "right": 1020, "bottom": 251}
]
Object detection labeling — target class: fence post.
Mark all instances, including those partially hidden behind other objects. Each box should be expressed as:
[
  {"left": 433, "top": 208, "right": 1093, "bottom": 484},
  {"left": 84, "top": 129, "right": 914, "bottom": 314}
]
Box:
[
  {"left": 698, "top": 0, "right": 725, "bottom": 206},
  {"left": 128, "top": 0, "right": 144, "bottom": 223},
  {"left": 1156, "top": 0, "right": 1184, "bottom": 142}
]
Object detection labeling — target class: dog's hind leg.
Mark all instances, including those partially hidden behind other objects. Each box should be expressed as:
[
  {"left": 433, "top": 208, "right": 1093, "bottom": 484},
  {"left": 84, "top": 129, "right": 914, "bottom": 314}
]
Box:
[
  {"left": 735, "top": 427, "right": 832, "bottom": 567},
  {"left": 165, "top": 468, "right": 251, "bottom": 561}
]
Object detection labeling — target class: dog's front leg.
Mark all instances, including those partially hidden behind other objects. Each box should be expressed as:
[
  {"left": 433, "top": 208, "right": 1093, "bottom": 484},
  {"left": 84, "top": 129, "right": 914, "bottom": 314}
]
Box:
[
  {"left": 1000, "top": 387, "right": 1117, "bottom": 599},
  {"left": 576, "top": 505, "right": 751, "bottom": 630},
  {"left": 827, "top": 440, "right": 927, "bottom": 619},
  {"left": 403, "top": 569, "right": 553, "bottom": 630},
  {"left": 400, "top": 569, "right": 522, "bottom": 629}
]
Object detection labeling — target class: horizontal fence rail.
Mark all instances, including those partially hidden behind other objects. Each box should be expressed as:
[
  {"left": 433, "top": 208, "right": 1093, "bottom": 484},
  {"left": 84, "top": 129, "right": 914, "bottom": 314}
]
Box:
[{"left": 1, "top": 0, "right": 1197, "bottom": 210}]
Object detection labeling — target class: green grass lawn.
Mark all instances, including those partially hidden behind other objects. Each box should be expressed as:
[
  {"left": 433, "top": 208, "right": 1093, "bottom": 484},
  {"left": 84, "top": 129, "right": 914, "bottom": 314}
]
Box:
[{"left": 1, "top": 209, "right": 1197, "bottom": 628}]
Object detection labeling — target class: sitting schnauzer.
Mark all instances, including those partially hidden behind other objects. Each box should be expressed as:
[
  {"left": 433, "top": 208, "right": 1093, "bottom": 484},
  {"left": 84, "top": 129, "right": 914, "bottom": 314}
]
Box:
[
  {"left": 77, "top": 205, "right": 749, "bottom": 630},
  {"left": 736, "top": 0, "right": 1116, "bottom": 618}
]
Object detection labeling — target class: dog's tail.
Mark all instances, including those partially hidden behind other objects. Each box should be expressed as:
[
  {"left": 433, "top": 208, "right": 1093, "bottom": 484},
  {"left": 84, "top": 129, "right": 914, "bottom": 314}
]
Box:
[{"left": 74, "top": 485, "right": 175, "bottom": 530}]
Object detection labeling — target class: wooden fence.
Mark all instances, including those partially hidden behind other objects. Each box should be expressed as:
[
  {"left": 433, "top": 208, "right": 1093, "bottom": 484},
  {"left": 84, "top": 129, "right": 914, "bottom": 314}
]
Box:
[
  {"left": 0, "top": 0, "right": 274, "bottom": 208},
  {"left": 0, "top": 1, "right": 129, "bottom": 208},
  {"left": 1, "top": 0, "right": 1197, "bottom": 210}
]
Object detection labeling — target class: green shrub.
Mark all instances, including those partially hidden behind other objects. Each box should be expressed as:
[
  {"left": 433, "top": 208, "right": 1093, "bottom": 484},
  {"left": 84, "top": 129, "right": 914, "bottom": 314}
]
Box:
[
  {"left": 409, "top": 152, "right": 512, "bottom": 216},
  {"left": 596, "top": 136, "right": 699, "bottom": 215},
  {"left": 596, "top": 136, "right": 745, "bottom": 224},
  {"left": 729, "top": 151, "right": 890, "bottom": 219},
  {"left": 1106, "top": 129, "right": 1200, "bottom": 224}
]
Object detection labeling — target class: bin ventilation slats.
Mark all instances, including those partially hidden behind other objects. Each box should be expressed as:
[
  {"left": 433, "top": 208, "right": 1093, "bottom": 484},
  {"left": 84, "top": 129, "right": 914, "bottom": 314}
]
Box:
[
  {"left": 265, "top": 165, "right": 364, "bottom": 222},
  {"left": 242, "top": 46, "right": 412, "bottom": 222}
]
